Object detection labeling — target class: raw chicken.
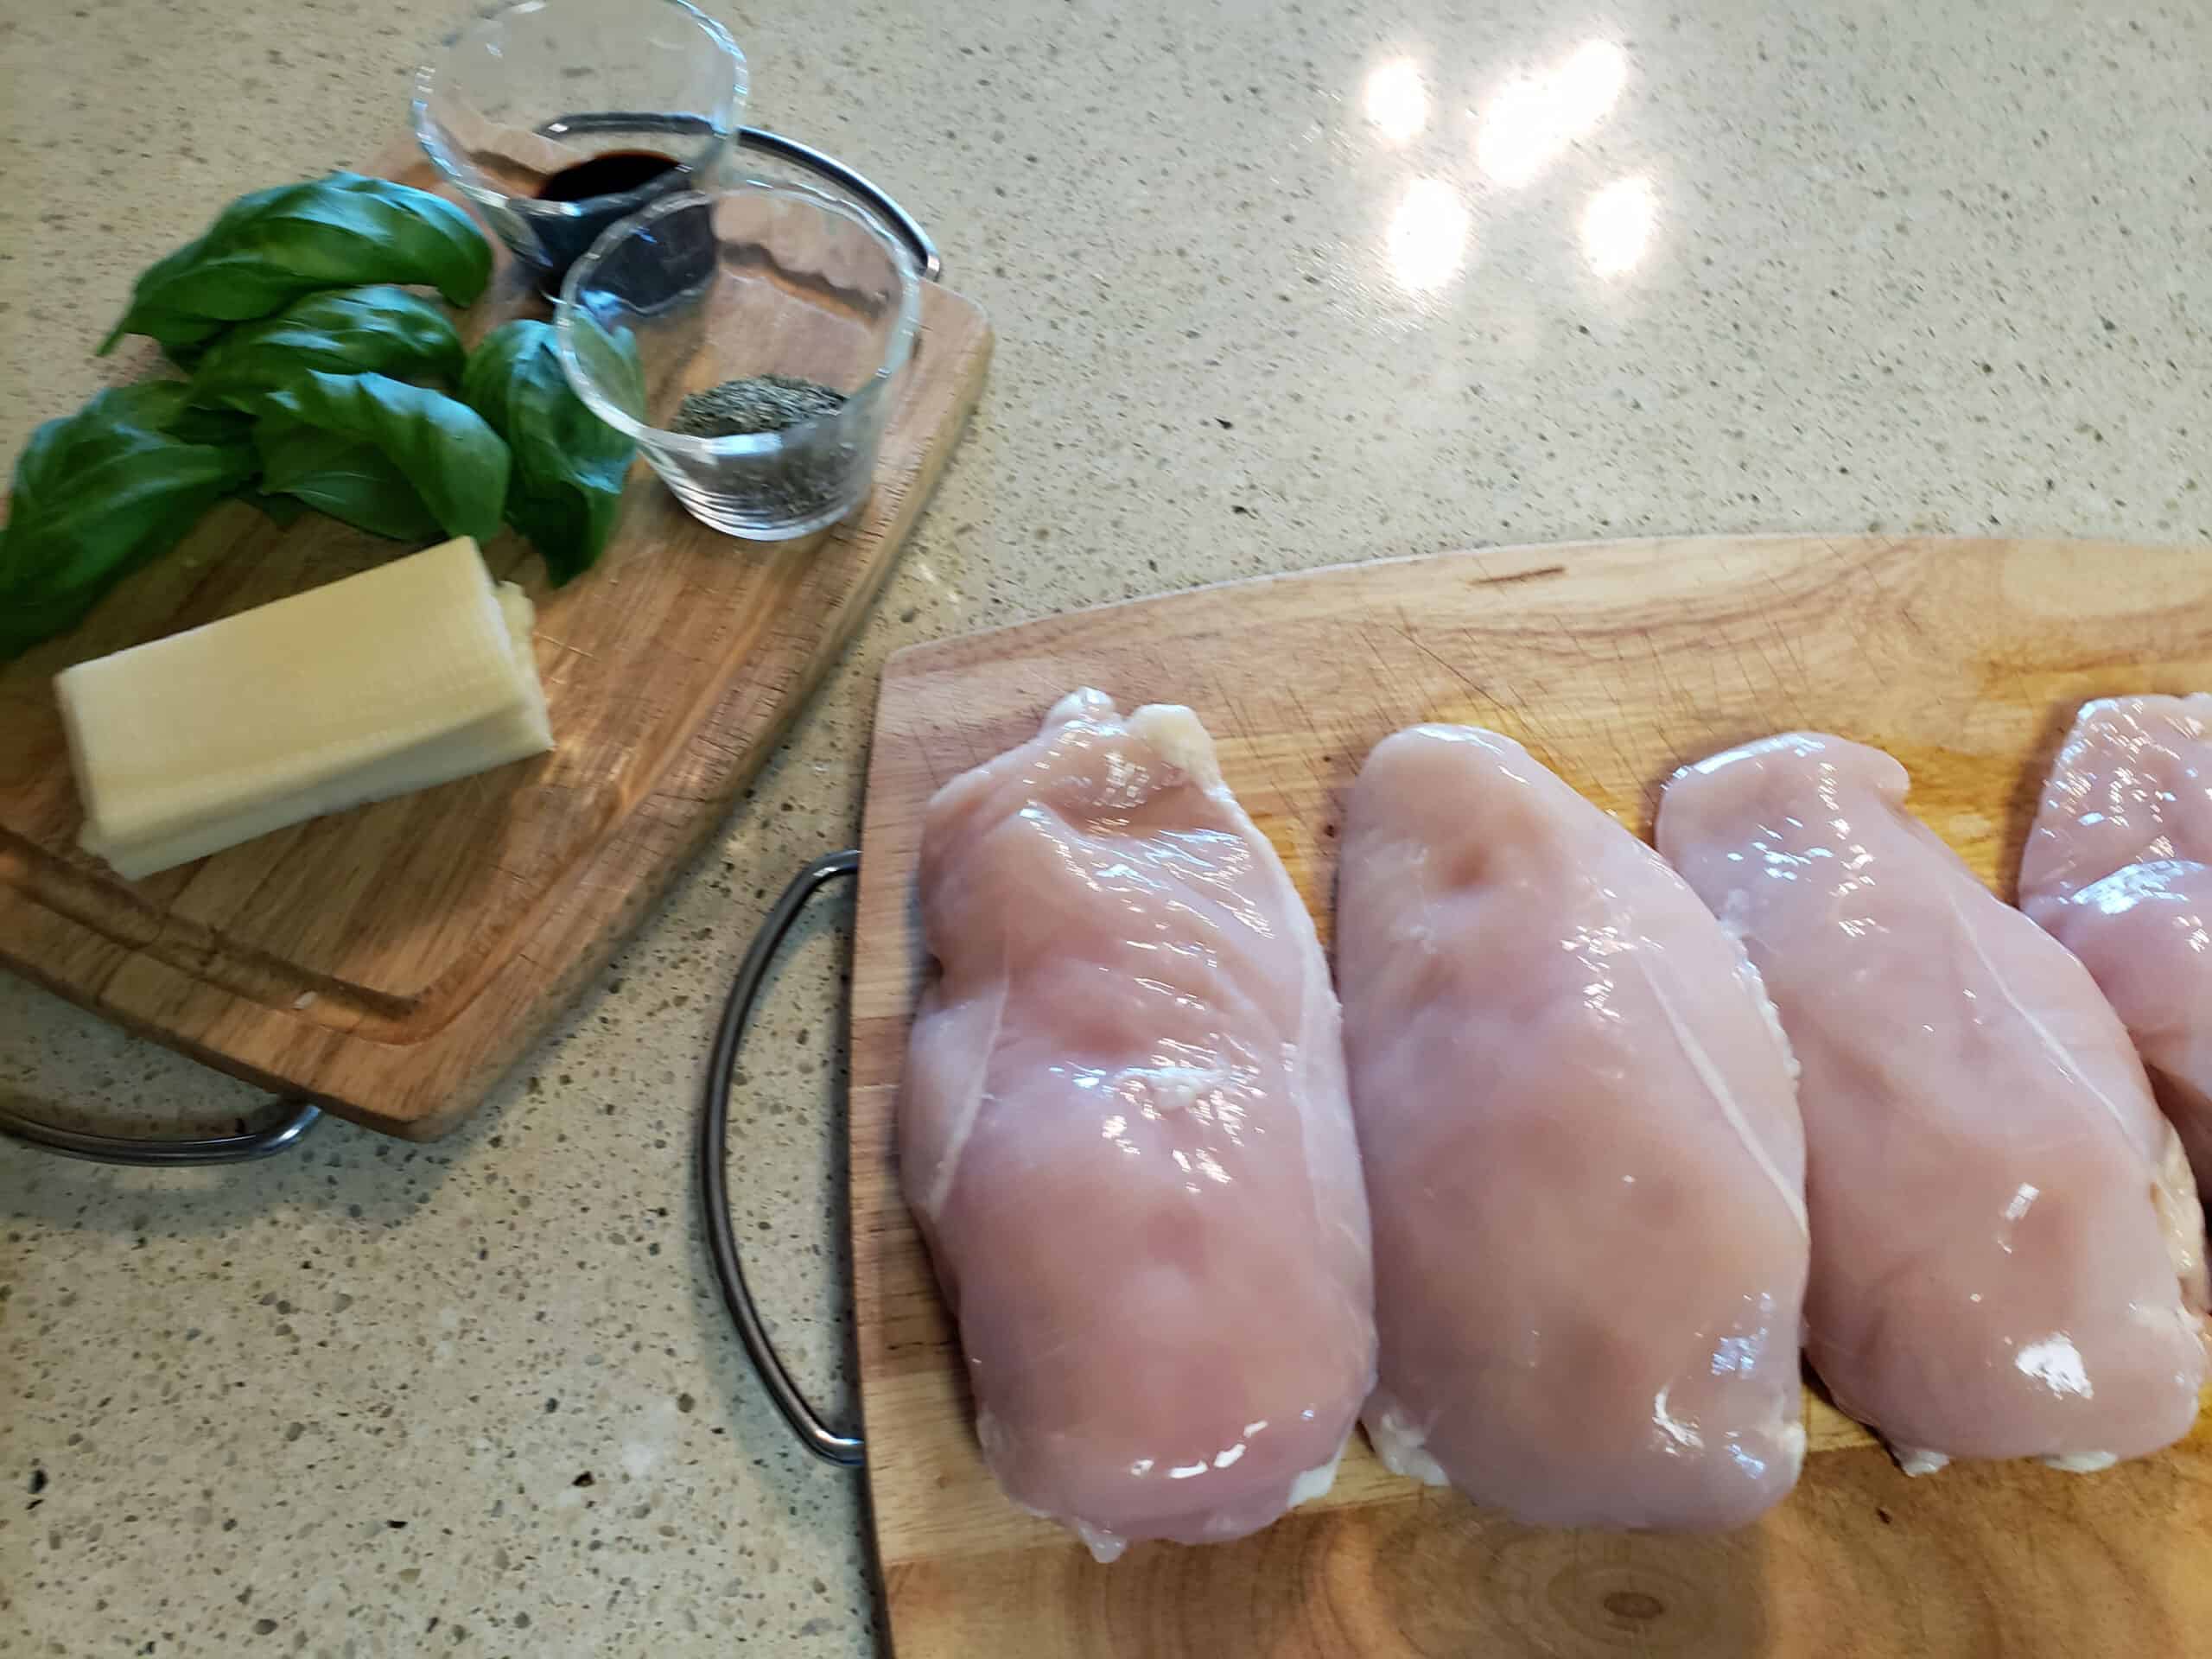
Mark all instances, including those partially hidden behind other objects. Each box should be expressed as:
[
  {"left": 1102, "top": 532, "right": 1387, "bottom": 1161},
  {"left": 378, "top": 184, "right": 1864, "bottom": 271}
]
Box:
[
  {"left": 900, "top": 690, "right": 1375, "bottom": 1560},
  {"left": 1658, "top": 732, "right": 2208, "bottom": 1474},
  {"left": 2019, "top": 695, "right": 2212, "bottom": 1191},
  {"left": 1337, "top": 725, "right": 1811, "bottom": 1530}
]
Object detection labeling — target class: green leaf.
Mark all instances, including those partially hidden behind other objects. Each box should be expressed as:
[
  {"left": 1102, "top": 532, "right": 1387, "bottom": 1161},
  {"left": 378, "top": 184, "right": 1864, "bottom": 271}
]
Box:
[
  {"left": 166, "top": 401, "right": 257, "bottom": 448},
  {"left": 0, "top": 385, "right": 256, "bottom": 660},
  {"left": 239, "top": 488, "right": 307, "bottom": 527},
  {"left": 562, "top": 315, "right": 650, "bottom": 423},
  {"left": 461, "top": 320, "right": 636, "bottom": 585},
  {"left": 255, "top": 370, "right": 509, "bottom": 543},
  {"left": 101, "top": 173, "right": 492, "bottom": 358},
  {"left": 186, "top": 285, "right": 467, "bottom": 415}
]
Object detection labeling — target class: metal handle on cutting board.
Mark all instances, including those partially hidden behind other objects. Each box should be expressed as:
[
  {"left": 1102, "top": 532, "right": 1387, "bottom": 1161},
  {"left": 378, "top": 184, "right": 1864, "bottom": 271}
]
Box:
[
  {"left": 698, "top": 848, "right": 866, "bottom": 1466},
  {"left": 0, "top": 1094, "right": 323, "bottom": 1166},
  {"left": 735, "top": 127, "right": 942, "bottom": 283}
]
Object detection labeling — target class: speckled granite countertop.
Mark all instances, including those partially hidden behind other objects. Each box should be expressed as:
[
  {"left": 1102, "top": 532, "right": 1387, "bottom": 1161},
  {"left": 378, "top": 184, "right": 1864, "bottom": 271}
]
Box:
[{"left": 4, "top": 1, "right": 2209, "bottom": 1652}]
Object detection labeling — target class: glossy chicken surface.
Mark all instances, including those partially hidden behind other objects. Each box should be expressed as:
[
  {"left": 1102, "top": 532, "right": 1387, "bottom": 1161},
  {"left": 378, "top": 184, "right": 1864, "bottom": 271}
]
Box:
[
  {"left": 1338, "top": 726, "right": 1811, "bottom": 1529},
  {"left": 1659, "top": 733, "right": 2208, "bottom": 1473},
  {"left": 2020, "top": 695, "right": 2212, "bottom": 1191},
  {"left": 900, "top": 690, "right": 1375, "bottom": 1560}
]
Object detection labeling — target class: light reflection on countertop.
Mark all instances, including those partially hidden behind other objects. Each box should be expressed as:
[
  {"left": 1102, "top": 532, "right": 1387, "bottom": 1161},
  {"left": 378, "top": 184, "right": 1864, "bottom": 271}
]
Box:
[
  {"left": 1472, "top": 40, "right": 1629, "bottom": 189},
  {"left": 1583, "top": 175, "right": 1658, "bottom": 276},
  {"left": 1386, "top": 177, "right": 1473, "bottom": 292},
  {"left": 1358, "top": 35, "right": 1651, "bottom": 300},
  {"left": 1363, "top": 58, "right": 1428, "bottom": 145}
]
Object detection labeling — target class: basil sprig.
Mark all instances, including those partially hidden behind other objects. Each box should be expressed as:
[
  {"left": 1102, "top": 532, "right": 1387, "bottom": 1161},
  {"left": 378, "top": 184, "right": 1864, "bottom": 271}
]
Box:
[
  {"left": 188, "top": 286, "right": 467, "bottom": 415},
  {"left": 100, "top": 173, "right": 491, "bottom": 359},
  {"left": 255, "top": 371, "right": 509, "bottom": 544},
  {"left": 461, "top": 321, "right": 637, "bottom": 585},
  {"left": 0, "top": 385, "right": 254, "bottom": 660}
]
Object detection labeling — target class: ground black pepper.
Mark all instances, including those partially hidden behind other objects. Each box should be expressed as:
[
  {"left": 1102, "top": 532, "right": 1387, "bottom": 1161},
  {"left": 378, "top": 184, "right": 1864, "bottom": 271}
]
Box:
[
  {"left": 670, "top": 374, "right": 845, "bottom": 437},
  {"left": 668, "top": 373, "right": 861, "bottom": 527}
]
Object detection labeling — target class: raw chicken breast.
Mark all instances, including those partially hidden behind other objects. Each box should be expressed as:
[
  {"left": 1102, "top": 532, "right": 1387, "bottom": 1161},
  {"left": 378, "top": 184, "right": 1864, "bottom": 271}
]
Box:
[
  {"left": 1658, "top": 732, "right": 2208, "bottom": 1473},
  {"left": 2019, "top": 695, "right": 2212, "bottom": 1192},
  {"left": 1338, "top": 726, "right": 1811, "bottom": 1530},
  {"left": 900, "top": 690, "right": 1375, "bottom": 1560}
]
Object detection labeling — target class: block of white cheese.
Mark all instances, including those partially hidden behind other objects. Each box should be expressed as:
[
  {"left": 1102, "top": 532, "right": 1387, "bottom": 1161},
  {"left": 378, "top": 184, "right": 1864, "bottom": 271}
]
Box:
[{"left": 57, "top": 536, "right": 554, "bottom": 881}]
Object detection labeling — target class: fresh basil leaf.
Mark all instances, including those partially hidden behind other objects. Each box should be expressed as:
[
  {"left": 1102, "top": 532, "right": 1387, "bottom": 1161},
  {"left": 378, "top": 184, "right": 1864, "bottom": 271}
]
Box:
[
  {"left": 187, "top": 285, "right": 467, "bottom": 415},
  {"left": 119, "top": 389, "right": 302, "bottom": 523},
  {"left": 460, "top": 320, "right": 635, "bottom": 585},
  {"left": 256, "top": 427, "right": 443, "bottom": 540},
  {"left": 101, "top": 173, "right": 492, "bottom": 358},
  {"left": 560, "top": 314, "right": 650, "bottom": 423},
  {"left": 67, "top": 381, "right": 199, "bottom": 436},
  {"left": 240, "top": 487, "right": 308, "bottom": 527},
  {"left": 255, "top": 370, "right": 509, "bottom": 543},
  {"left": 0, "top": 385, "right": 255, "bottom": 660},
  {"left": 166, "top": 401, "right": 257, "bottom": 448}
]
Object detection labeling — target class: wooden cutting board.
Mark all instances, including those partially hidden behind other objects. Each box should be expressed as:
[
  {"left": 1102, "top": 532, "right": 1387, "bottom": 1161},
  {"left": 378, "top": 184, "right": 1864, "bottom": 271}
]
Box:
[
  {"left": 849, "top": 536, "right": 2212, "bottom": 1658},
  {"left": 0, "top": 143, "right": 991, "bottom": 1138}
]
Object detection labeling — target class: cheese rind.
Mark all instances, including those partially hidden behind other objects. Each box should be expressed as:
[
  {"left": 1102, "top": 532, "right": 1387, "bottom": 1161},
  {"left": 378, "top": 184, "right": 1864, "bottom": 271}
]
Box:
[{"left": 58, "top": 537, "right": 555, "bottom": 881}]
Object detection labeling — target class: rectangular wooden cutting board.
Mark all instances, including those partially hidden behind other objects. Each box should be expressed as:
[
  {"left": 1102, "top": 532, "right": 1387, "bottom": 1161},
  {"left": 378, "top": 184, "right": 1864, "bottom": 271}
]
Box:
[
  {"left": 0, "top": 144, "right": 990, "bottom": 1139},
  {"left": 849, "top": 536, "right": 2212, "bottom": 1658}
]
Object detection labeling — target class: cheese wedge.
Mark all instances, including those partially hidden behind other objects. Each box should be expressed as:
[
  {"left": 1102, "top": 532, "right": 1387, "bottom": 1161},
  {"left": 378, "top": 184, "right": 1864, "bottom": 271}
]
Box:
[{"left": 57, "top": 536, "right": 554, "bottom": 881}]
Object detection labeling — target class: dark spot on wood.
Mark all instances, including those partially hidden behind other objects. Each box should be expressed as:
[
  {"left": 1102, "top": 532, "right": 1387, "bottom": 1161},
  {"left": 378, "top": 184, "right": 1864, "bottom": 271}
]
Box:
[
  {"left": 1473, "top": 563, "right": 1568, "bottom": 588},
  {"left": 1877, "top": 1506, "right": 1893, "bottom": 1524},
  {"left": 1603, "top": 1590, "right": 1664, "bottom": 1620}
]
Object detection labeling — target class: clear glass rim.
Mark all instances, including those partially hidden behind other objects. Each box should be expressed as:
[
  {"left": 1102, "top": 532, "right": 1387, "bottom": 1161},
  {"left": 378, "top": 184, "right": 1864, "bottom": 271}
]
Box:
[
  {"left": 410, "top": 0, "right": 747, "bottom": 219},
  {"left": 553, "top": 183, "right": 925, "bottom": 460}
]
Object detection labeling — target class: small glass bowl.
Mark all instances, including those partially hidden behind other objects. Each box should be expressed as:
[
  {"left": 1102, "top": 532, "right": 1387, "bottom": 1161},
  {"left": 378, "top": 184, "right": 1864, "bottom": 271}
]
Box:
[
  {"left": 412, "top": 0, "right": 747, "bottom": 290},
  {"left": 556, "top": 185, "right": 922, "bottom": 540}
]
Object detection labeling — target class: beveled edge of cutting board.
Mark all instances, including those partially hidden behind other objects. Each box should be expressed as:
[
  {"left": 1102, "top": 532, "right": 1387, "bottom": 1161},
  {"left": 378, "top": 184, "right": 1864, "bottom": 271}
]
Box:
[
  {"left": 874, "top": 531, "right": 1783, "bottom": 677},
  {"left": 877, "top": 531, "right": 2212, "bottom": 684}
]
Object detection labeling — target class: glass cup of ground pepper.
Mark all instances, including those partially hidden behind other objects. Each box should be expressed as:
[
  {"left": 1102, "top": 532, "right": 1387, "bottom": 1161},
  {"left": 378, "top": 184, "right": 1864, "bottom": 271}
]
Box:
[{"left": 556, "top": 183, "right": 920, "bottom": 539}]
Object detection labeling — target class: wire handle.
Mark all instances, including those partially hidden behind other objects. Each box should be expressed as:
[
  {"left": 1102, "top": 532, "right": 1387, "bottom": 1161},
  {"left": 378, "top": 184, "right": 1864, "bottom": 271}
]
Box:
[
  {"left": 736, "top": 128, "right": 943, "bottom": 283},
  {"left": 698, "top": 848, "right": 865, "bottom": 1466},
  {"left": 0, "top": 1094, "right": 323, "bottom": 1166}
]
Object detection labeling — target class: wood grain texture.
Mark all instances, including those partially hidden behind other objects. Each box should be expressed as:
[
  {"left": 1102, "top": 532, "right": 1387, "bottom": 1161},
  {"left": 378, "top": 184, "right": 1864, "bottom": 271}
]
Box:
[
  {"left": 0, "top": 144, "right": 991, "bottom": 1138},
  {"left": 849, "top": 536, "right": 2212, "bottom": 1658}
]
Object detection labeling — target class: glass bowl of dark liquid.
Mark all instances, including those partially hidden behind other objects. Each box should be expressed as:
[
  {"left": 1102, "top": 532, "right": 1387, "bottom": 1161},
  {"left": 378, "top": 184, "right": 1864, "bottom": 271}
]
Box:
[{"left": 412, "top": 0, "right": 746, "bottom": 291}]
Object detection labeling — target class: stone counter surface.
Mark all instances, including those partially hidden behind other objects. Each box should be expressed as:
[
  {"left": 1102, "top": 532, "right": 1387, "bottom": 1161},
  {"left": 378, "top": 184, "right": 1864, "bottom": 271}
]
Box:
[{"left": 5, "top": 1, "right": 2209, "bottom": 1653}]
